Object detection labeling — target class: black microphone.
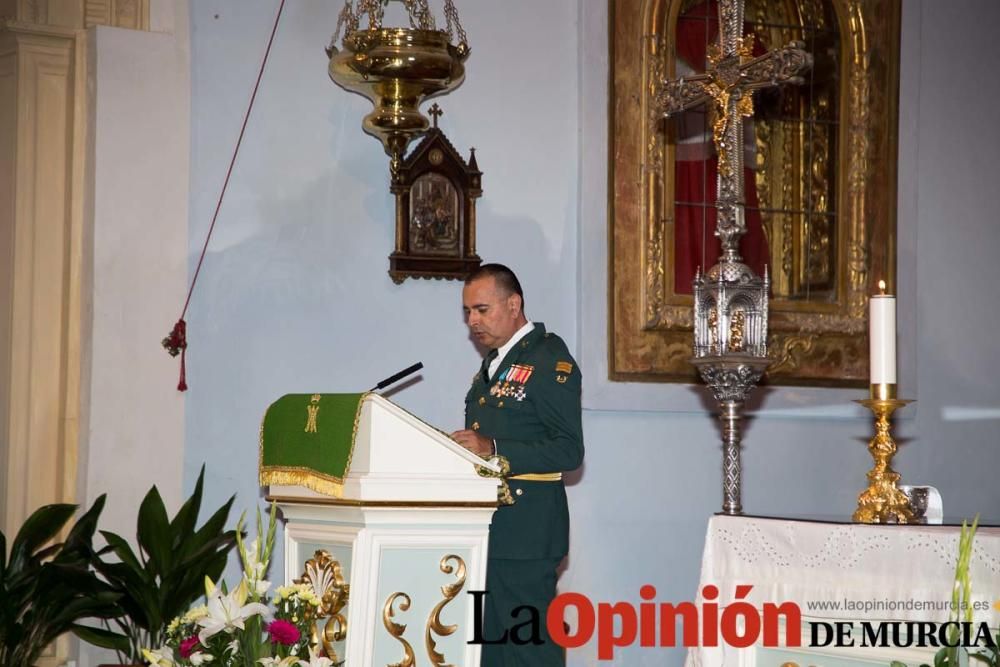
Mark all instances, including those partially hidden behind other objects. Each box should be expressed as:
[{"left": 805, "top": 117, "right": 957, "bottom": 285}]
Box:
[{"left": 370, "top": 362, "right": 424, "bottom": 392}]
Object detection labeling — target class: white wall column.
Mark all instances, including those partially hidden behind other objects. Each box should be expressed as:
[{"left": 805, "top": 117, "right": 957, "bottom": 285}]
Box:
[{"left": 79, "top": 7, "right": 189, "bottom": 542}]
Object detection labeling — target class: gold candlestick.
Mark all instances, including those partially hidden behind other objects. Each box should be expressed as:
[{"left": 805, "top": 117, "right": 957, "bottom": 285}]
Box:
[{"left": 852, "top": 383, "right": 914, "bottom": 524}]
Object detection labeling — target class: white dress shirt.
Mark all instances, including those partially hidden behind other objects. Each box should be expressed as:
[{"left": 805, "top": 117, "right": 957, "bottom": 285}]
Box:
[{"left": 488, "top": 321, "right": 534, "bottom": 380}]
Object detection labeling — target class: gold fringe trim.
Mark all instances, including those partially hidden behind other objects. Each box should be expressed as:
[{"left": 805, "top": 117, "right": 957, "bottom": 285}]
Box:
[
  {"left": 260, "top": 467, "right": 345, "bottom": 498},
  {"left": 342, "top": 391, "right": 370, "bottom": 480},
  {"left": 257, "top": 401, "right": 275, "bottom": 483}
]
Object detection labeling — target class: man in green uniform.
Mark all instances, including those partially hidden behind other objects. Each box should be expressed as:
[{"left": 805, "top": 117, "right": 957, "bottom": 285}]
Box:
[{"left": 451, "top": 263, "right": 584, "bottom": 666}]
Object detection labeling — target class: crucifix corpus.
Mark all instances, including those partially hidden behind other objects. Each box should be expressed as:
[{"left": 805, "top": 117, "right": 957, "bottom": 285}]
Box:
[
  {"left": 656, "top": 0, "right": 812, "bottom": 515},
  {"left": 657, "top": 0, "right": 812, "bottom": 251}
]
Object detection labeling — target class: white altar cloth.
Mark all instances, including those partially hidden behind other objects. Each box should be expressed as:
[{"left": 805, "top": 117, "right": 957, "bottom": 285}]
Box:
[{"left": 687, "top": 515, "right": 1000, "bottom": 667}]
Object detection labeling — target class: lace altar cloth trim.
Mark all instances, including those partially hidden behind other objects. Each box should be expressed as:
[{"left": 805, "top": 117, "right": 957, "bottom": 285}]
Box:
[{"left": 686, "top": 515, "right": 1000, "bottom": 667}]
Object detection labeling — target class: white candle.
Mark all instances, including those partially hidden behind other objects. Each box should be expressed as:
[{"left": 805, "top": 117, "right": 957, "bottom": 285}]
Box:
[{"left": 869, "top": 280, "right": 896, "bottom": 384}]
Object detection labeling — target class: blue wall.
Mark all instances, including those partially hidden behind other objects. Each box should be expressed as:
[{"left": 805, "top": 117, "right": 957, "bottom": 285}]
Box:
[{"left": 188, "top": 1, "right": 1000, "bottom": 665}]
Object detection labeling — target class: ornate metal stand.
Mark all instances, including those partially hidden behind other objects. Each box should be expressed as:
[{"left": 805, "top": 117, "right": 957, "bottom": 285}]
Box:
[
  {"left": 853, "top": 384, "right": 914, "bottom": 524},
  {"left": 692, "top": 357, "right": 770, "bottom": 514},
  {"left": 656, "top": 0, "right": 810, "bottom": 514}
]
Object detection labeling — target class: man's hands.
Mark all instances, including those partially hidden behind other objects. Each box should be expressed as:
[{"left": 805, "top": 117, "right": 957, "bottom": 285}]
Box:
[{"left": 450, "top": 429, "right": 494, "bottom": 457}]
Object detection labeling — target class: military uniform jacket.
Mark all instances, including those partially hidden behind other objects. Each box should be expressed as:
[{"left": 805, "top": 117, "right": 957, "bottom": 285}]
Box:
[{"left": 465, "top": 323, "right": 584, "bottom": 560}]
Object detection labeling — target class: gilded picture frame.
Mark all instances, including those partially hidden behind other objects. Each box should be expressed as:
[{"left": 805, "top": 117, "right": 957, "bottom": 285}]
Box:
[{"left": 609, "top": 0, "right": 900, "bottom": 386}]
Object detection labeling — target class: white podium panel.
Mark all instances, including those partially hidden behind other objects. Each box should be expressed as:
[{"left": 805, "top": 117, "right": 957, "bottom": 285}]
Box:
[{"left": 266, "top": 394, "right": 500, "bottom": 666}]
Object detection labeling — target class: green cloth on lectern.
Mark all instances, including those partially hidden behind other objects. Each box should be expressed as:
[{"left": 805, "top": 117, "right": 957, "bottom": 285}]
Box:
[{"left": 258, "top": 392, "right": 365, "bottom": 496}]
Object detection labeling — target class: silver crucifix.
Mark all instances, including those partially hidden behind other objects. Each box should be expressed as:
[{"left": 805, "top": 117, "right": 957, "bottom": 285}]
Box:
[
  {"left": 656, "top": 0, "right": 812, "bottom": 514},
  {"left": 657, "top": 0, "right": 811, "bottom": 256}
]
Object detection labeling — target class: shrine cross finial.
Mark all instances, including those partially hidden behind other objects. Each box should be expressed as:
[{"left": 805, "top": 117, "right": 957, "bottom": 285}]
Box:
[
  {"left": 656, "top": 0, "right": 812, "bottom": 258},
  {"left": 428, "top": 102, "right": 443, "bottom": 128}
]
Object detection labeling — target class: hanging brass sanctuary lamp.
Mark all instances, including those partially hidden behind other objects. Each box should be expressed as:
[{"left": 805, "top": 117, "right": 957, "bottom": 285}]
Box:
[{"left": 326, "top": 0, "right": 470, "bottom": 173}]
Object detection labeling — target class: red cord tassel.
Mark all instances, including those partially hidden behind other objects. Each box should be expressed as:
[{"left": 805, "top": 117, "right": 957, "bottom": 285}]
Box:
[
  {"left": 161, "top": 0, "right": 286, "bottom": 392},
  {"left": 162, "top": 319, "right": 188, "bottom": 391},
  {"left": 178, "top": 347, "right": 187, "bottom": 392}
]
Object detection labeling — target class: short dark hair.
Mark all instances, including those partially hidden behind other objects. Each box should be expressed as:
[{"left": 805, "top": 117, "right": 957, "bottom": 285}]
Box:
[{"left": 467, "top": 263, "right": 525, "bottom": 306}]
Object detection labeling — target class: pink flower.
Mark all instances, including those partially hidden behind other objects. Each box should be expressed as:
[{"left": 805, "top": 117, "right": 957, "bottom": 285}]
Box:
[
  {"left": 179, "top": 636, "right": 200, "bottom": 658},
  {"left": 267, "top": 619, "right": 301, "bottom": 646}
]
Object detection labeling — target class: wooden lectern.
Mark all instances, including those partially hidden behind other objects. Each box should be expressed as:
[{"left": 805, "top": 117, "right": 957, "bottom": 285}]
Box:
[{"left": 261, "top": 392, "right": 500, "bottom": 666}]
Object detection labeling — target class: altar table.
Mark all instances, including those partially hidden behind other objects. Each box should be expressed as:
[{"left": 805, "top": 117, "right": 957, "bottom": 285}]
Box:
[{"left": 686, "top": 515, "right": 1000, "bottom": 667}]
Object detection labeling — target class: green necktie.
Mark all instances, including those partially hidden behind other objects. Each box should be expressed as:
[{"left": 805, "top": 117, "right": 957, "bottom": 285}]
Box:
[{"left": 481, "top": 348, "right": 498, "bottom": 383}]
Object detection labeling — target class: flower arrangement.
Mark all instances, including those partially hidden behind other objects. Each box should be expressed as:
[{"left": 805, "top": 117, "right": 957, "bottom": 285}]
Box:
[
  {"left": 890, "top": 515, "right": 999, "bottom": 667},
  {"left": 143, "top": 505, "right": 334, "bottom": 667}
]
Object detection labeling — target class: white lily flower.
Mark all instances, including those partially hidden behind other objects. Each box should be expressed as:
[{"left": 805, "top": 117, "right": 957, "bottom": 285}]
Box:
[
  {"left": 253, "top": 578, "right": 271, "bottom": 597},
  {"left": 188, "top": 653, "right": 214, "bottom": 666},
  {"left": 196, "top": 579, "right": 271, "bottom": 643},
  {"left": 297, "top": 648, "right": 333, "bottom": 667},
  {"left": 258, "top": 657, "right": 298, "bottom": 667},
  {"left": 244, "top": 538, "right": 268, "bottom": 580},
  {"left": 142, "top": 647, "right": 174, "bottom": 667}
]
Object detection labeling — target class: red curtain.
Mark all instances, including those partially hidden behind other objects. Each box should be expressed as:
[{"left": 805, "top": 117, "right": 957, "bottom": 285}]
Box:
[{"left": 672, "top": 0, "right": 769, "bottom": 294}]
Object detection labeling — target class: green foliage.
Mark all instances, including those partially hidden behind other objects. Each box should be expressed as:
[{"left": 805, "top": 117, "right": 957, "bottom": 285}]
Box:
[
  {"left": 0, "top": 496, "right": 121, "bottom": 667},
  {"left": 969, "top": 629, "right": 1000, "bottom": 667},
  {"left": 914, "top": 625, "right": 1000, "bottom": 667},
  {"left": 895, "top": 516, "right": 997, "bottom": 667},
  {"left": 939, "top": 516, "right": 980, "bottom": 667},
  {"left": 80, "top": 466, "right": 238, "bottom": 662}
]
